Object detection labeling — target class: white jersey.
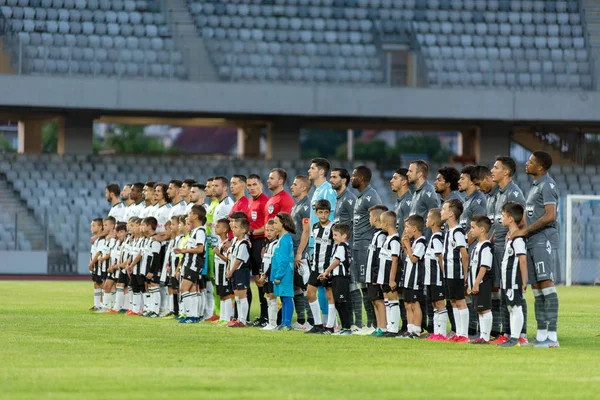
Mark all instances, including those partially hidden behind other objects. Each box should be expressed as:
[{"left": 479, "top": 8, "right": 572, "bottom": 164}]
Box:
[
  {"left": 169, "top": 200, "right": 188, "bottom": 219},
  {"left": 108, "top": 202, "right": 127, "bottom": 223},
  {"left": 214, "top": 196, "right": 234, "bottom": 222},
  {"left": 139, "top": 203, "right": 158, "bottom": 219},
  {"left": 154, "top": 203, "right": 172, "bottom": 233},
  {"left": 123, "top": 201, "right": 144, "bottom": 221}
]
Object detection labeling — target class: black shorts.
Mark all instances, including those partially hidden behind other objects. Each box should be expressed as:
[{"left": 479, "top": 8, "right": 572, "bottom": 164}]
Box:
[
  {"left": 217, "top": 283, "right": 233, "bottom": 297},
  {"left": 445, "top": 278, "right": 466, "bottom": 301},
  {"left": 117, "top": 270, "right": 128, "bottom": 285},
  {"left": 232, "top": 268, "right": 250, "bottom": 290},
  {"left": 197, "top": 275, "right": 206, "bottom": 290},
  {"left": 308, "top": 271, "right": 331, "bottom": 288},
  {"left": 382, "top": 284, "right": 397, "bottom": 294},
  {"left": 293, "top": 271, "right": 306, "bottom": 290},
  {"left": 250, "top": 238, "right": 265, "bottom": 276},
  {"left": 264, "top": 281, "right": 274, "bottom": 294},
  {"left": 403, "top": 288, "right": 421, "bottom": 302},
  {"left": 169, "top": 277, "right": 179, "bottom": 290},
  {"left": 150, "top": 271, "right": 161, "bottom": 285},
  {"left": 502, "top": 287, "right": 523, "bottom": 308},
  {"left": 473, "top": 279, "right": 492, "bottom": 311},
  {"left": 130, "top": 274, "right": 145, "bottom": 292},
  {"left": 92, "top": 273, "right": 103, "bottom": 284},
  {"left": 367, "top": 283, "right": 384, "bottom": 301},
  {"left": 105, "top": 272, "right": 116, "bottom": 282},
  {"left": 331, "top": 276, "right": 350, "bottom": 302},
  {"left": 427, "top": 284, "right": 445, "bottom": 302},
  {"left": 182, "top": 266, "right": 199, "bottom": 284},
  {"left": 101, "top": 271, "right": 108, "bottom": 282}
]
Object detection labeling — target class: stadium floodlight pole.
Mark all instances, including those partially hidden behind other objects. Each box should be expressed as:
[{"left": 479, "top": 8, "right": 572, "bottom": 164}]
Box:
[
  {"left": 565, "top": 194, "right": 600, "bottom": 287},
  {"left": 347, "top": 129, "right": 354, "bottom": 162}
]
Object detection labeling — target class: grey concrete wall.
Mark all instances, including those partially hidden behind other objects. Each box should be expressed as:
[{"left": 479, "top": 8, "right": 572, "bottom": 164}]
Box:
[{"left": 0, "top": 251, "right": 47, "bottom": 274}]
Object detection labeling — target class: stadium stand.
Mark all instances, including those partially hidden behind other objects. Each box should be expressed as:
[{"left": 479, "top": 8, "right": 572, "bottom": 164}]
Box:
[
  {"left": 0, "top": 0, "right": 591, "bottom": 88},
  {"left": 0, "top": 0, "right": 187, "bottom": 79}
]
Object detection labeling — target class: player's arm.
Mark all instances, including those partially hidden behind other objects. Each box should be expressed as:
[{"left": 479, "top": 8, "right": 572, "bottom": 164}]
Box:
[
  {"left": 403, "top": 242, "right": 420, "bottom": 264},
  {"left": 472, "top": 266, "right": 488, "bottom": 294},
  {"left": 518, "top": 254, "right": 528, "bottom": 292},
  {"left": 153, "top": 231, "right": 171, "bottom": 242},
  {"left": 295, "top": 218, "right": 311, "bottom": 267},
  {"left": 460, "top": 247, "right": 469, "bottom": 282},
  {"left": 226, "top": 259, "right": 242, "bottom": 278},
  {"left": 214, "top": 246, "right": 228, "bottom": 262},
  {"left": 390, "top": 256, "right": 399, "bottom": 289},
  {"left": 521, "top": 204, "right": 557, "bottom": 236},
  {"left": 437, "top": 253, "right": 444, "bottom": 277},
  {"left": 128, "top": 251, "right": 142, "bottom": 271},
  {"left": 180, "top": 243, "right": 205, "bottom": 254},
  {"left": 319, "top": 258, "right": 340, "bottom": 279}
]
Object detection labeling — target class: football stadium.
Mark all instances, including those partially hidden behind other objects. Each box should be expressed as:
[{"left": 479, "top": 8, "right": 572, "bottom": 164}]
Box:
[{"left": 1, "top": 0, "right": 600, "bottom": 398}]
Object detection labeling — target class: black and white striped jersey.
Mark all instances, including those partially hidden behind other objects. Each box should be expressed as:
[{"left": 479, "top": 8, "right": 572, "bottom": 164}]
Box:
[
  {"left": 365, "top": 229, "right": 387, "bottom": 284},
  {"left": 501, "top": 237, "right": 526, "bottom": 290},
  {"left": 468, "top": 240, "right": 494, "bottom": 290},
  {"left": 311, "top": 222, "right": 334, "bottom": 273},
  {"left": 140, "top": 236, "right": 161, "bottom": 275},
  {"left": 331, "top": 242, "right": 351, "bottom": 277},
  {"left": 403, "top": 236, "right": 427, "bottom": 290},
  {"left": 442, "top": 225, "right": 467, "bottom": 279},
  {"left": 261, "top": 239, "right": 279, "bottom": 278},
  {"left": 214, "top": 237, "right": 229, "bottom": 286},
  {"left": 376, "top": 234, "right": 400, "bottom": 285},
  {"left": 182, "top": 226, "right": 206, "bottom": 273},
  {"left": 227, "top": 236, "right": 250, "bottom": 271},
  {"left": 423, "top": 232, "right": 444, "bottom": 286}
]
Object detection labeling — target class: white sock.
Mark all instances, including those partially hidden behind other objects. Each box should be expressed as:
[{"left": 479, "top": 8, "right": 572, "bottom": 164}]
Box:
[
  {"left": 127, "top": 289, "right": 133, "bottom": 310},
  {"left": 408, "top": 323, "right": 415, "bottom": 334},
  {"left": 197, "top": 292, "right": 204, "bottom": 318},
  {"left": 452, "top": 307, "right": 460, "bottom": 335},
  {"left": 133, "top": 293, "right": 142, "bottom": 313},
  {"left": 222, "top": 298, "right": 232, "bottom": 321},
  {"left": 151, "top": 287, "right": 161, "bottom": 314},
  {"left": 143, "top": 294, "right": 150, "bottom": 313},
  {"left": 239, "top": 298, "right": 249, "bottom": 324},
  {"left": 438, "top": 309, "right": 448, "bottom": 337},
  {"left": 536, "top": 329, "right": 548, "bottom": 342},
  {"left": 389, "top": 300, "right": 400, "bottom": 334},
  {"left": 160, "top": 286, "right": 169, "bottom": 312},
  {"left": 205, "top": 282, "right": 215, "bottom": 318},
  {"left": 268, "top": 299, "right": 278, "bottom": 326},
  {"left": 385, "top": 300, "right": 391, "bottom": 332},
  {"left": 510, "top": 306, "right": 524, "bottom": 340},
  {"left": 326, "top": 304, "right": 336, "bottom": 328},
  {"left": 309, "top": 301, "right": 322, "bottom": 325},
  {"left": 190, "top": 292, "right": 199, "bottom": 318},
  {"left": 168, "top": 294, "right": 174, "bottom": 313},
  {"left": 548, "top": 331, "right": 558, "bottom": 342},
  {"left": 219, "top": 300, "right": 226, "bottom": 321},
  {"left": 479, "top": 312, "right": 492, "bottom": 341},
  {"left": 94, "top": 288, "right": 101, "bottom": 308},
  {"left": 113, "top": 287, "right": 124, "bottom": 311},
  {"left": 101, "top": 290, "right": 112, "bottom": 309},
  {"left": 432, "top": 311, "right": 439, "bottom": 335},
  {"left": 182, "top": 292, "right": 192, "bottom": 317},
  {"left": 460, "top": 308, "right": 470, "bottom": 338}
]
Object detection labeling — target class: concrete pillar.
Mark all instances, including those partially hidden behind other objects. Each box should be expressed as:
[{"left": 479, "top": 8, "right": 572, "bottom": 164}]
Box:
[
  {"left": 237, "top": 126, "right": 261, "bottom": 158},
  {"left": 478, "top": 122, "right": 512, "bottom": 166},
  {"left": 57, "top": 114, "right": 94, "bottom": 155},
  {"left": 460, "top": 126, "right": 480, "bottom": 162},
  {"left": 17, "top": 119, "right": 43, "bottom": 154},
  {"left": 267, "top": 122, "right": 301, "bottom": 160}
]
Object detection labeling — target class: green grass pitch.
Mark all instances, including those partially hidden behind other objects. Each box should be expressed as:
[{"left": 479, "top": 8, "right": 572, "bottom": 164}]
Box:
[{"left": 1, "top": 281, "right": 599, "bottom": 399}]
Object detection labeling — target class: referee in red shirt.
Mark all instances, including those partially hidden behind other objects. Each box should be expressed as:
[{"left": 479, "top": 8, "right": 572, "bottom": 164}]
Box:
[{"left": 247, "top": 174, "right": 271, "bottom": 326}]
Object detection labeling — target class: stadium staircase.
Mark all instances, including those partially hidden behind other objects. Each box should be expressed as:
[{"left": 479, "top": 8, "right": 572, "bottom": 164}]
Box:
[
  {"left": 512, "top": 129, "right": 578, "bottom": 166},
  {"left": 0, "top": 175, "right": 68, "bottom": 273},
  {"left": 583, "top": 0, "right": 600, "bottom": 89},
  {"left": 168, "top": 0, "right": 216, "bottom": 81}
]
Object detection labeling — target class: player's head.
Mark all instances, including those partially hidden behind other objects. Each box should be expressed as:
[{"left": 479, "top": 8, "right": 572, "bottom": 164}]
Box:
[
  {"left": 268, "top": 168, "right": 287, "bottom": 191},
  {"left": 441, "top": 198, "right": 463, "bottom": 222},
  {"left": 189, "top": 183, "right": 206, "bottom": 204},
  {"left": 205, "top": 177, "right": 215, "bottom": 198},
  {"left": 368, "top": 204, "right": 388, "bottom": 227},
  {"left": 212, "top": 176, "right": 229, "bottom": 199},
  {"left": 103, "top": 216, "right": 116, "bottom": 232},
  {"left": 526, "top": 151, "right": 553, "bottom": 175},
  {"left": 265, "top": 218, "right": 276, "bottom": 241},
  {"left": 215, "top": 218, "right": 230, "bottom": 237},
  {"left": 435, "top": 166, "right": 460, "bottom": 194},
  {"left": 180, "top": 179, "right": 196, "bottom": 199},
  {"left": 332, "top": 223, "right": 350, "bottom": 244},
  {"left": 167, "top": 180, "right": 183, "bottom": 200},
  {"left": 351, "top": 165, "right": 372, "bottom": 189},
  {"left": 116, "top": 223, "right": 127, "bottom": 240},
  {"left": 170, "top": 216, "right": 180, "bottom": 235},
  {"left": 501, "top": 201, "right": 523, "bottom": 227},
  {"left": 120, "top": 184, "right": 131, "bottom": 201},
  {"left": 231, "top": 217, "right": 250, "bottom": 238},
  {"left": 247, "top": 174, "right": 263, "bottom": 198},
  {"left": 91, "top": 218, "right": 103, "bottom": 234},
  {"left": 407, "top": 160, "right": 429, "bottom": 184},
  {"left": 188, "top": 204, "right": 207, "bottom": 225},
  {"left": 379, "top": 210, "right": 397, "bottom": 234},
  {"left": 274, "top": 212, "right": 296, "bottom": 235},
  {"left": 458, "top": 165, "right": 475, "bottom": 192},
  {"left": 390, "top": 168, "right": 409, "bottom": 193},
  {"left": 229, "top": 211, "right": 249, "bottom": 224},
  {"left": 105, "top": 183, "right": 120, "bottom": 203},
  {"left": 130, "top": 217, "right": 141, "bottom": 235},
  {"left": 291, "top": 175, "right": 310, "bottom": 198},
  {"left": 404, "top": 215, "right": 425, "bottom": 239},
  {"left": 230, "top": 174, "right": 247, "bottom": 197},
  {"left": 330, "top": 168, "right": 350, "bottom": 191},
  {"left": 154, "top": 182, "right": 170, "bottom": 203},
  {"left": 314, "top": 199, "right": 332, "bottom": 222},
  {"left": 141, "top": 216, "right": 158, "bottom": 235},
  {"left": 470, "top": 216, "right": 492, "bottom": 239},
  {"left": 143, "top": 181, "right": 156, "bottom": 202},
  {"left": 131, "top": 182, "right": 144, "bottom": 202},
  {"left": 178, "top": 215, "right": 188, "bottom": 233},
  {"left": 308, "top": 157, "right": 331, "bottom": 182},
  {"left": 469, "top": 166, "right": 494, "bottom": 193},
  {"left": 492, "top": 156, "right": 517, "bottom": 183},
  {"left": 426, "top": 208, "right": 443, "bottom": 229}
]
